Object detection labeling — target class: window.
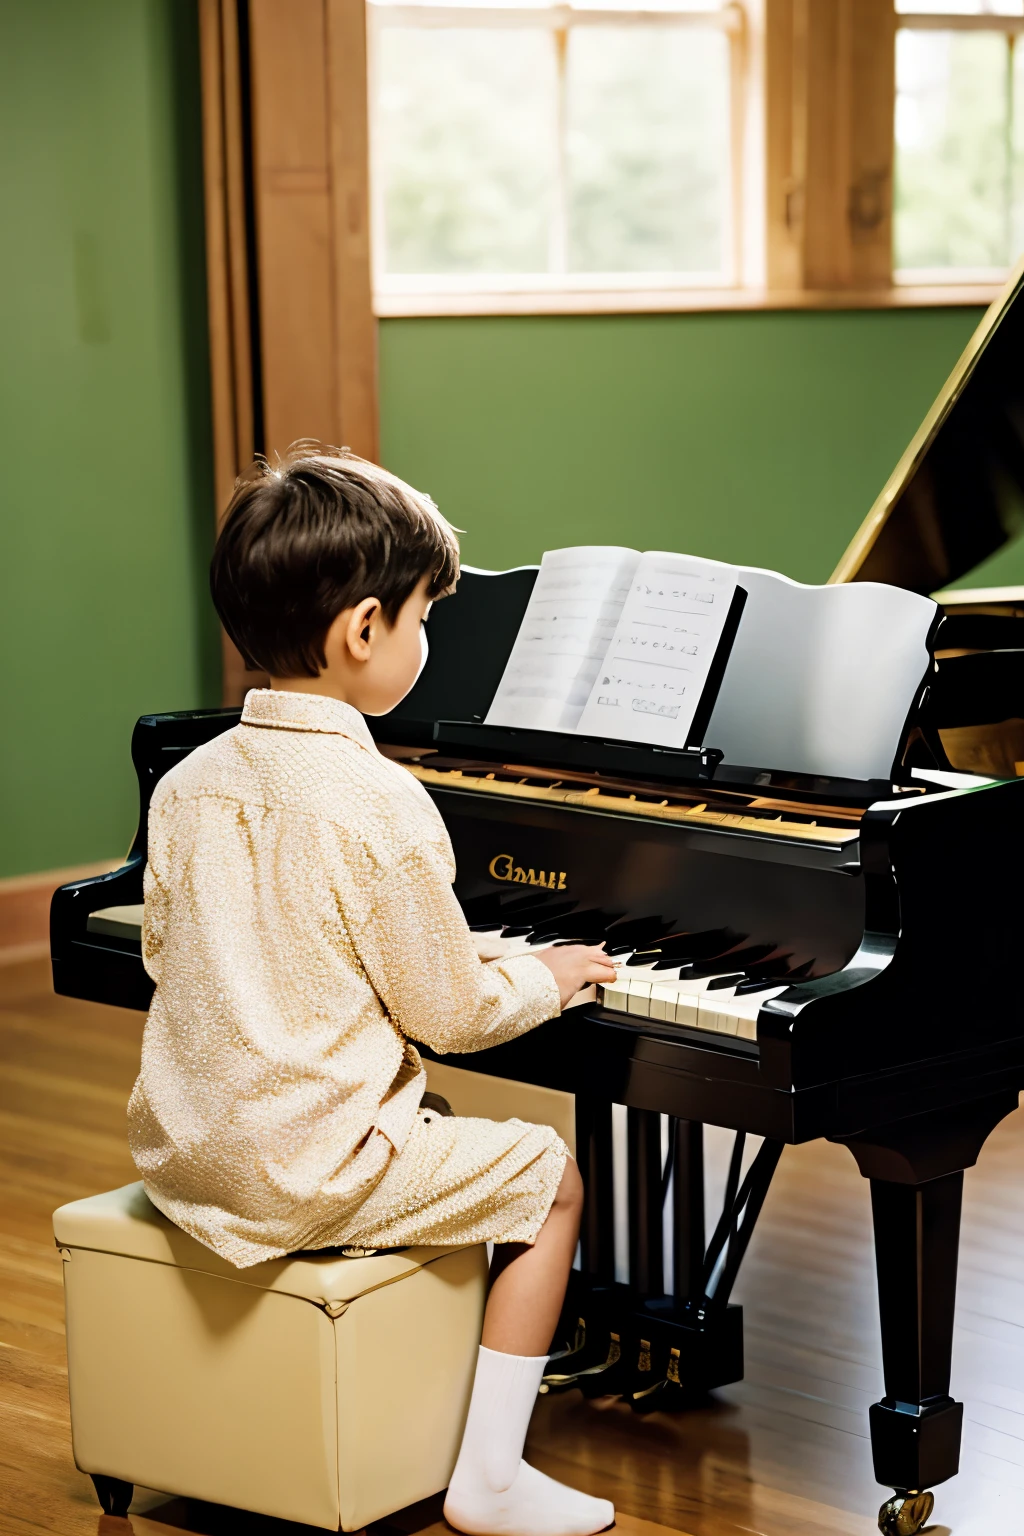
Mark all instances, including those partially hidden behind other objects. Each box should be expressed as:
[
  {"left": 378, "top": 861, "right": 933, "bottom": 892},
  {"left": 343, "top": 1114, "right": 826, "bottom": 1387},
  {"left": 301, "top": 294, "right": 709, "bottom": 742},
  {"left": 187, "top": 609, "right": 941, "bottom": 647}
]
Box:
[
  {"left": 364, "top": 0, "right": 1024, "bottom": 312},
  {"left": 369, "top": 0, "right": 744, "bottom": 297},
  {"left": 895, "top": 1, "right": 1024, "bottom": 280}
]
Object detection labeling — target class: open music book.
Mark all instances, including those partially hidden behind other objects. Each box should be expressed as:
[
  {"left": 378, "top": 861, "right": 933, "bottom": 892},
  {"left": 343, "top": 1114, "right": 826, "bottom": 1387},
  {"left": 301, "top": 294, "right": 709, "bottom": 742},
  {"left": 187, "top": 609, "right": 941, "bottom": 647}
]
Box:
[
  {"left": 484, "top": 547, "right": 743, "bottom": 751},
  {"left": 484, "top": 544, "right": 939, "bottom": 779}
]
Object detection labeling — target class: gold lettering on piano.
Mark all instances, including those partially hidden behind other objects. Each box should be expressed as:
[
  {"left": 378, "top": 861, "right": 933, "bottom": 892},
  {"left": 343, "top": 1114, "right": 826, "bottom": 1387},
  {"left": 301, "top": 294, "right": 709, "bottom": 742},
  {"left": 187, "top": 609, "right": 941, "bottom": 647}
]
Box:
[{"left": 488, "top": 854, "right": 567, "bottom": 890}]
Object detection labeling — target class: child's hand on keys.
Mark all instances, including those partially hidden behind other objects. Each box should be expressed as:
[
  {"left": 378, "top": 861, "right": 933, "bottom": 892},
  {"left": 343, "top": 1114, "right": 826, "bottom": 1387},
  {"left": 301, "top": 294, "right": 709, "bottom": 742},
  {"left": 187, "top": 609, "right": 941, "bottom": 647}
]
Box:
[{"left": 536, "top": 943, "right": 617, "bottom": 1009}]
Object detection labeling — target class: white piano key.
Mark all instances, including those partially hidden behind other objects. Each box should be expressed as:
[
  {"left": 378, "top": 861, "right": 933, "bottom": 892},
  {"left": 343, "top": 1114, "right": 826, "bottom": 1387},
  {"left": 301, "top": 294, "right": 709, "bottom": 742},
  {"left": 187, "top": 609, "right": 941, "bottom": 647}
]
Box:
[
  {"left": 661, "top": 972, "right": 741, "bottom": 1028},
  {"left": 703, "top": 986, "right": 787, "bottom": 1040},
  {"left": 625, "top": 978, "right": 652, "bottom": 1017},
  {"left": 602, "top": 978, "right": 632, "bottom": 1012},
  {"left": 673, "top": 992, "right": 701, "bottom": 1028},
  {"left": 696, "top": 987, "right": 738, "bottom": 1034},
  {"left": 600, "top": 966, "right": 792, "bottom": 1039},
  {"left": 649, "top": 982, "right": 680, "bottom": 1021}
]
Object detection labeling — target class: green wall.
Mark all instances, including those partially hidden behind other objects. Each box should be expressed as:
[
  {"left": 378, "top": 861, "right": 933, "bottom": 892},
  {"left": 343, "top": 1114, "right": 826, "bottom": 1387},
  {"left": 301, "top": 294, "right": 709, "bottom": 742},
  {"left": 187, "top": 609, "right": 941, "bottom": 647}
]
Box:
[
  {"left": 0, "top": 0, "right": 217, "bottom": 879},
  {"left": 379, "top": 307, "right": 991, "bottom": 585},
  {"left": 0, "top": 2, "right": 1009, "bottom": 879}
]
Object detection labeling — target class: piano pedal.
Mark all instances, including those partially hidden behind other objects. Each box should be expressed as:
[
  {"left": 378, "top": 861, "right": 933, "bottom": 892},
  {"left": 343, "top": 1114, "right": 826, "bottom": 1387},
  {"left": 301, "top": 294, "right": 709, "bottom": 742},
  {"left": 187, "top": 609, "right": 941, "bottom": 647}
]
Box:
[
  {"left": 622, "top": 1300, "right": 745, "bottom": 1412},
  {"left": 546, "top": 1315, "right": 586, "bottom": 1367},
  {"left": 876, "top": 1491, "right": 935, "bottom": 1536},
  {"left": 542, "top": 1332, "right": 623, "bottom": 1396},
  {"left": 628, "top": 1346, "right": 694, "bottom": 1414},
  {"left": 543, "top": 1276, "right": 633, "bottom": 1396}
]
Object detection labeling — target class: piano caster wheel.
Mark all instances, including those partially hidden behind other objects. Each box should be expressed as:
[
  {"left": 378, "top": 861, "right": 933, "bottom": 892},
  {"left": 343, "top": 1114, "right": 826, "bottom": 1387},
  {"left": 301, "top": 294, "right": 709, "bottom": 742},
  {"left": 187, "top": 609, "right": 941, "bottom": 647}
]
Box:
[
  {"left": 90, "top": 1474, "right": 134, "bottom": 1517},
  {"left": 877, "top": 1490, "right": 934, "bottom": 1536}
]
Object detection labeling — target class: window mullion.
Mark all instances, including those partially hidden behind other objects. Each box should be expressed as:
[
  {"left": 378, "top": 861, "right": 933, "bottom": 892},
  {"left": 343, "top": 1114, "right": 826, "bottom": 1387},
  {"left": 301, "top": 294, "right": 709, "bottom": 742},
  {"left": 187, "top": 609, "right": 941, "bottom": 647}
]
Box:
[
  {"left": 550, "top": 23, "right": 570, "bottom": 275},
  {"left": 1006, "top": 34, "right": 1016, "bottom": 267}
]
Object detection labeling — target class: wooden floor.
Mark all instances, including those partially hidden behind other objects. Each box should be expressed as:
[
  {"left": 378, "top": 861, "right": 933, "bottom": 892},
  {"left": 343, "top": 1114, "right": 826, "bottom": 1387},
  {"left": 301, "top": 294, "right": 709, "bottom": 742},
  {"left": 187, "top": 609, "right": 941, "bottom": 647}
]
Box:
[{"left": 4, "top": 955, "right": 1024, "bottom": 1536}]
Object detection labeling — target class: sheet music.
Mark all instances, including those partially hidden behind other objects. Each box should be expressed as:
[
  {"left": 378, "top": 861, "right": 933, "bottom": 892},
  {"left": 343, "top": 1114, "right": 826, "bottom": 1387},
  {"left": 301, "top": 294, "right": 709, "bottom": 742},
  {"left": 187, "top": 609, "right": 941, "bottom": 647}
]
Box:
[
  {"left": 705, "top": 566, "right": 937, "bottom": 780},
  {"left": 485, "top": 546, "right": 640, "bottom": 731},
  {"left": 576, "top": 552, "right": 739, "bottom": 748}
]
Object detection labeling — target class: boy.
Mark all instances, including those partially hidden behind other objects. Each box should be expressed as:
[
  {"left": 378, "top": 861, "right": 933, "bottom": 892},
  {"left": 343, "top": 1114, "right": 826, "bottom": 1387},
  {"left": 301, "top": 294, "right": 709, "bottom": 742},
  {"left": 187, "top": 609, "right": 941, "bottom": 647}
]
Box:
[{"left": 128, "top": 445, "right": 617, "bottom": 1536}]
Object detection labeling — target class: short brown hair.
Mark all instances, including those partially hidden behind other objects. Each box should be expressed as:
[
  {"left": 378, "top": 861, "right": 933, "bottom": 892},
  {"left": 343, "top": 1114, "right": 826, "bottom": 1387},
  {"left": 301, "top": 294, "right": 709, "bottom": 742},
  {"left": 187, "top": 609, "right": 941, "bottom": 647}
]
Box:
[{"left": 210, "top": 442, "right": 460, "bottom": 677}]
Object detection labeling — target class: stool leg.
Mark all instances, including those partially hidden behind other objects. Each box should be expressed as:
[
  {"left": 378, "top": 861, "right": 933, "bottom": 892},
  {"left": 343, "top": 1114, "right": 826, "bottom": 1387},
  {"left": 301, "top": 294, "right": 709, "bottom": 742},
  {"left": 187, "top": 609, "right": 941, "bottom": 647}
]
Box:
[{"left": 90, "top": 1474, "right": 133, "bottom": 1517}]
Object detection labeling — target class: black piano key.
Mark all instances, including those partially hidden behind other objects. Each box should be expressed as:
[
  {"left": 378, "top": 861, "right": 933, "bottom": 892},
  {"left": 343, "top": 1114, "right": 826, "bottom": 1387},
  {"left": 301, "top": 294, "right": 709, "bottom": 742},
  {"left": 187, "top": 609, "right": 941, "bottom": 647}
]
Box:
[
  {"left": 740, "top": 952, "right": 794, "bottom": 979},
  {"left": 498, "top": 893, "right": 573, "bottom": 921},
  {"left": 527, "top": 908, "right": 623, "bottom": 944},
  {"left": 705, "top": 973, "right": 747, "bottom": 991},
  {"left": 631, "top": 927, "right": 746, "bottom": 965},
  {"left": 734, "top": 955, "right": 812, "bottom": 994},
  {"left": 681, "top": 940, "right": 776, "bottom": 976},
  {"left": 500, "top": 925, "right": 536, "bottom": 938},
  {"left": 603, "top": 915, "right": 678, "bottom": 949},
  {"left": 505, "top": 899, "right": 576, "bottom": 923},
  {"left": 651, "top": 941, "right": 775, "bottom": 978}
]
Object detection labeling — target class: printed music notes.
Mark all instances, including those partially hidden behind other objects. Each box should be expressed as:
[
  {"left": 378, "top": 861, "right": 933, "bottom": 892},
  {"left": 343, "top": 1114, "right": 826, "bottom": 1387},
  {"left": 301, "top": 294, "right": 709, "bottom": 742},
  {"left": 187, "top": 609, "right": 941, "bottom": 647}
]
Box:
[
  {"left": 485, "top": 546, "right": 739, "bottom": 749},
  {"left": 576, "top": 553, "right": 739, "bottom": 748},
  {"left": 484, "top": 546, "right": 640, "bottom": 731},
  {"left": 481, "top": 540, "right": 937, "bottom": 777}
]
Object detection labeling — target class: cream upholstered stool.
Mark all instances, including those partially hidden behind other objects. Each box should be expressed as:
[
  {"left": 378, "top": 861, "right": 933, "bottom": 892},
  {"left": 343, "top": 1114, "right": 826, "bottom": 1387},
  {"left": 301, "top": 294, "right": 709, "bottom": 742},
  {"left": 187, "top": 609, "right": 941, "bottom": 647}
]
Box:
[{"left": 53, "top": 1183, "right": 489, "bottom": 1530}]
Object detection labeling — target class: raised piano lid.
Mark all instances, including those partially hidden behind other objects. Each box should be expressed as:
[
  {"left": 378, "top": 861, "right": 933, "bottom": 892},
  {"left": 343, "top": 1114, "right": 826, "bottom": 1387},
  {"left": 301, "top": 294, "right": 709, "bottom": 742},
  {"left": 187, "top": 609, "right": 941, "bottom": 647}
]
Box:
[{"left": 831, "top": 255, "right": 1024, "bottom": 593}]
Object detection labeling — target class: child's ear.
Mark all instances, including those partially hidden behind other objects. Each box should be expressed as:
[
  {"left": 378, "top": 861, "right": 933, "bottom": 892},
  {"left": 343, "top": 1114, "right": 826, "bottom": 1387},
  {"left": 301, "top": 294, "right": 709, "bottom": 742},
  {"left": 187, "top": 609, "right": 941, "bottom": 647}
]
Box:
[{"left": 345, "top": 597, "right": 381, "bottom": 661}]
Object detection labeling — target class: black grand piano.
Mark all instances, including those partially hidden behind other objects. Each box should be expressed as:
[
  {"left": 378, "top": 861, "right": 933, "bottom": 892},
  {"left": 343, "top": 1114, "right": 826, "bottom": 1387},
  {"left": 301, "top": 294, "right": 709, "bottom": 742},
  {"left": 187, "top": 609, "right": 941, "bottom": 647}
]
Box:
[{"left": 52, "top": 264, "right": 1024, "bottom": 1536}]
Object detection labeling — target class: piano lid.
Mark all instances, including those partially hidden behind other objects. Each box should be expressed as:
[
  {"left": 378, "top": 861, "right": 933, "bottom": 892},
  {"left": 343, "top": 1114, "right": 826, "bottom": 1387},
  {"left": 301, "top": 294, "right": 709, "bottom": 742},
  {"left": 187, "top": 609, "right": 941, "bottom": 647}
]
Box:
[{"left": 831, "top": 255, "right": 1024, "bottom": 593}]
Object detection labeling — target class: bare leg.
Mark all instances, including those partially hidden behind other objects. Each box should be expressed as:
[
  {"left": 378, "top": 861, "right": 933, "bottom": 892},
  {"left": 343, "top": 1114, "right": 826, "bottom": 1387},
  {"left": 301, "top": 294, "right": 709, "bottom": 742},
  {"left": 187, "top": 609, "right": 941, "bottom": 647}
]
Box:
[{"left": 482, "top": 1157, "right": 584, "bottom": 1356}]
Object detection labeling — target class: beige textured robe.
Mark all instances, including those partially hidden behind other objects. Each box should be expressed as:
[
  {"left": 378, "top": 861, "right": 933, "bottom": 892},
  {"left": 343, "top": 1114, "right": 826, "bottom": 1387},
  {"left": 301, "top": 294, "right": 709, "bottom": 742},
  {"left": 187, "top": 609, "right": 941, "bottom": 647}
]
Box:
[{"left": 128, "top": 689, "right": 567, "bottom": 1269}]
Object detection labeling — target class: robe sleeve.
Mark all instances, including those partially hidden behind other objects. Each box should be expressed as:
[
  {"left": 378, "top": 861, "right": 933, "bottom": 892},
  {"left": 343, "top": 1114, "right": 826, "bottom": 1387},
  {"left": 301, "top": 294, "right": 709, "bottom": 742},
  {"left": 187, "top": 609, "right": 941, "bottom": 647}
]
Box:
[{"left": 351, "top": 841, "right": 562, "bottom": 1054}]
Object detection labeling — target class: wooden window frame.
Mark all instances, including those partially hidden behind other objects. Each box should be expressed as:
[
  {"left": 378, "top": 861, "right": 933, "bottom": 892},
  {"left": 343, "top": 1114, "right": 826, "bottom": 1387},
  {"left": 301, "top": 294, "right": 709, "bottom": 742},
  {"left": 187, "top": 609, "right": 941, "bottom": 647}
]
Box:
[
  {"left": 369, "top": 0, "right": 747, "bottom": 304},
  {"left": 371, "top": 0, "right": 1015, "bottom": 315},
  {"left": 892, "top": 8, "right": 1024, "bottom": 289}
]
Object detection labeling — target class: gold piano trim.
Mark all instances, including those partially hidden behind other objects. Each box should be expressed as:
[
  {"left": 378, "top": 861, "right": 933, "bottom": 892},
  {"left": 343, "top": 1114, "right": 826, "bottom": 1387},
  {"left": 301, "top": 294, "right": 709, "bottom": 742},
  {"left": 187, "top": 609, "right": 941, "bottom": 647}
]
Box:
[
  {"left": 830, "top": 252, "right": 1024, "bottom": 589},
  {"left": 402, "top": 764, "right": 860, "bottom": 847}
]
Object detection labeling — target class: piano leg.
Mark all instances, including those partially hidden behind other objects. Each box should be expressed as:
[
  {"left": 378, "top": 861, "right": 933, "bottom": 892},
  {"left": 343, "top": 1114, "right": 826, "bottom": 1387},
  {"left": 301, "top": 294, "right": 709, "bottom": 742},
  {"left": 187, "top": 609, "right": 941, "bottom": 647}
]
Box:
[
  {"left": 868, "top": 1174, "right": 962, "bottom": 1536},
  {"left": 835, "top": 1089, "right": 1018, "bottom": 1536},
  {"left": 627, "top": 1108, "right": 664, "bottom": 1297},
  {"left": 577, "top": 1096, "right": 615, "bottom": 1283},
  {"left": 671, "top": 1118, "right": 705, "bottom": 1303}
]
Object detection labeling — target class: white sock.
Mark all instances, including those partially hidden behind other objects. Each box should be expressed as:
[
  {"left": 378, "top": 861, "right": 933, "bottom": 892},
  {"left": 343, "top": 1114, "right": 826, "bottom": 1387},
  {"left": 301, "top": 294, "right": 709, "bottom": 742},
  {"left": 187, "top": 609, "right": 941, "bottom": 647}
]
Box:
[{"left": 444, "top": 1345, "right": 615, "bottom": 1536}]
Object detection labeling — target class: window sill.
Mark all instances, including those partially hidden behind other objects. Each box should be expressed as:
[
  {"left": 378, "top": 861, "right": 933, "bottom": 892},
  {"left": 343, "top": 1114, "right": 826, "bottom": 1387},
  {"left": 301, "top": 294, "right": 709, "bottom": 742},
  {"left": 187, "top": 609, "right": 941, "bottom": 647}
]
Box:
[{"left": 374, "top": 282, "right": 1003, "bottom": 319}]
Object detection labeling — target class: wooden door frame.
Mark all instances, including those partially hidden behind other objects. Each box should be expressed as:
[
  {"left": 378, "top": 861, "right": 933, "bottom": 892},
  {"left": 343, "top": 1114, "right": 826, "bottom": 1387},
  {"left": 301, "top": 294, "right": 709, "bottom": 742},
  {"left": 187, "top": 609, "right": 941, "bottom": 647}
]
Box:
[{"left": 198, "top": 0, "right": 378, "bottom": 703}]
